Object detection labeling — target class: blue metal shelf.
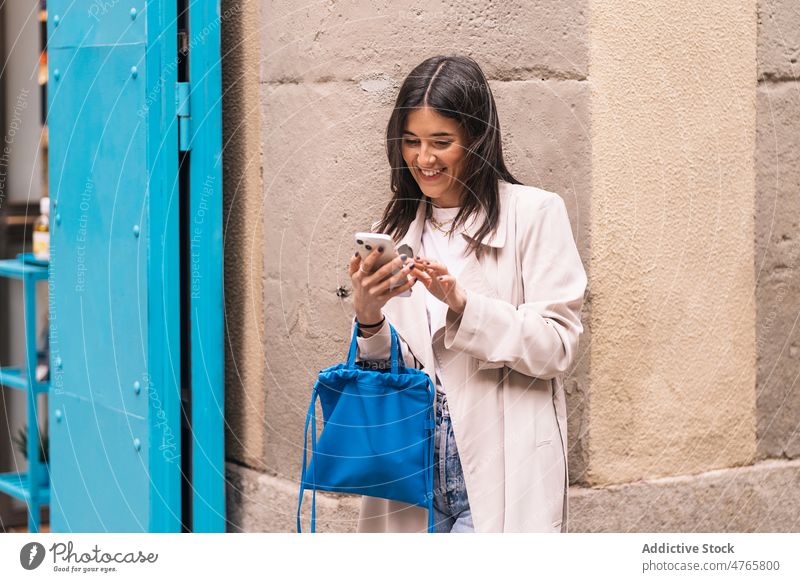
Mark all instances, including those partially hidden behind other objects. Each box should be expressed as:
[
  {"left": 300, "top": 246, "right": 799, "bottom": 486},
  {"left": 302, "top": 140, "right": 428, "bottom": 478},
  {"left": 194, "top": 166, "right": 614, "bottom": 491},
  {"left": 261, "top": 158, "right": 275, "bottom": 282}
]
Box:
[
  {"left": 0, "top": 366, "right": 49, "bottom": 393},
  {"left": 0, "top": 254, "right": 48, "bottom": 280},
  {"left": 0, "top": 254, "right": 50, "bottom": 532},
  {"left": 0, "top": 472, "right": 50, "bottom": 504},
  {"left": 0, "top": 367, "right": 27, "bottom": 390}
]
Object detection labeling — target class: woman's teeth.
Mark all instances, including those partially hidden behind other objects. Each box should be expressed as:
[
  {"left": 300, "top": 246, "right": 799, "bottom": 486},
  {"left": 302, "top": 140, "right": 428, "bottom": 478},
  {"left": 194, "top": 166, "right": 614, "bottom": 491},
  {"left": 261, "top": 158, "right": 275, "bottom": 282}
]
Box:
[{"left": 419, "top": 167, "right": 443, "bottom": 177}]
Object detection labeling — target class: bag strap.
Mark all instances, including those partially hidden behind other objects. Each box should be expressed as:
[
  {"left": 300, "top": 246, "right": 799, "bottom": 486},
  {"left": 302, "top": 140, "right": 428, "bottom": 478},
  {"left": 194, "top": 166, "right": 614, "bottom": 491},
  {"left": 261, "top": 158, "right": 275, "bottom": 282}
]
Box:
[
  {"left": 346, "top": 322, "right": 360, "bottom": 367},
  {"left": 389, "top": 324, "right": 406, "bottom": 374},
  {"left": 346, "top": 320, "right": 407, "bottom": 373},
  {"left": 296, "top": 388, "right": 319, "bottom": 533}
]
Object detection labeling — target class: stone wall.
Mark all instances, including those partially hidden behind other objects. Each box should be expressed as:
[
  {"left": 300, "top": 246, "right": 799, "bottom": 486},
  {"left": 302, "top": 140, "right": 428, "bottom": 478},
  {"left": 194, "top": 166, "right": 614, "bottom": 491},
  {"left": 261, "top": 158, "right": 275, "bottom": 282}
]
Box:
[
  {"left": 755, "top": 0, "right": 800, "bottom": 461},
  {"left": 220, "top": 0, "right": 799, "bottom": 532}
]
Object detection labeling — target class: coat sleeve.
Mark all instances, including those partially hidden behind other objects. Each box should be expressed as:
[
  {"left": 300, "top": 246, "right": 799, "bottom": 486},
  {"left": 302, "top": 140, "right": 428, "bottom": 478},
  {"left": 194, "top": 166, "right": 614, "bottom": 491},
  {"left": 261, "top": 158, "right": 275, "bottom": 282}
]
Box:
[
  {"left": 351, "top": 316, "right": 425, "bottom": 371},
  {"left": 443, "top": 194, "right": 587, "bottom": 380}
]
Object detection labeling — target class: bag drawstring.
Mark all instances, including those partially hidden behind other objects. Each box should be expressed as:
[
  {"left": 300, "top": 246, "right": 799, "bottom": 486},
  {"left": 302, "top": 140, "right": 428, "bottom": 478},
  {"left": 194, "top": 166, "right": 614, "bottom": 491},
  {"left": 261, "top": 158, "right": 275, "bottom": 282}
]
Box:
[
  {"left": 296, "top": 388, "right": 319, "bottom": 533},
  {"left": 426, "top": 387, "right": 435, "bottom": 533}
]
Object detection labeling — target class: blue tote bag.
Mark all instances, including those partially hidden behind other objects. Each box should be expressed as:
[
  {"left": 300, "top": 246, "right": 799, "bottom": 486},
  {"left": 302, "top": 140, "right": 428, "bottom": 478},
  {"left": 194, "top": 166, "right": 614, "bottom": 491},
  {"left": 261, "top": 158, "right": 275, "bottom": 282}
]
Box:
[{"left": 297, "top": 322, "right": 436, "bottom": 532}]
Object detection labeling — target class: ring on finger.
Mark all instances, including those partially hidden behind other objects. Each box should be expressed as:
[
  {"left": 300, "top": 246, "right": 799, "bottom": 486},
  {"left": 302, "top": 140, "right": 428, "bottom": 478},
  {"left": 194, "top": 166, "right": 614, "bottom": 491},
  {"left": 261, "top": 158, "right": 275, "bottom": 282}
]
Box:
[{"left": 359, "top": 265, "right": 371, "bottom": 274}]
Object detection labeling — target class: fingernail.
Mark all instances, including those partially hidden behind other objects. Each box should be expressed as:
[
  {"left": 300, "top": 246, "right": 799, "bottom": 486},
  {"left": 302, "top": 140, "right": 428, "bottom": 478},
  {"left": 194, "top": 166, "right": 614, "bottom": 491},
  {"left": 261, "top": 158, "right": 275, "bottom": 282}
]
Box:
[
  {"left": 355, "top": 252, "right": 359, "bottom": 257},
  {"left": 400, "top": 254, "right": 407, "bottom": 261},
  {"left": 409, "top": 264, "right": 415, "bottom": 270},
  {"left": 378, "top": 246, "right": 384, "bottom": 253},
  {"left": 415, "top": 255, "right": 421, "bottom": 260},
  {"left": 437, "top": 276, "right": 444, "bottom": 281}
]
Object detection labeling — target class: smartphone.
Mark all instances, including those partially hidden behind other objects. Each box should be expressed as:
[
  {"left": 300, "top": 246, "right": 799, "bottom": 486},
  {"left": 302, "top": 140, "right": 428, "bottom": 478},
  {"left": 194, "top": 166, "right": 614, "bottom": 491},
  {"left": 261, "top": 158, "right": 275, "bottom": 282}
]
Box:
[{"left": 355, "top": 233, "right": 412, "bottom": 297}]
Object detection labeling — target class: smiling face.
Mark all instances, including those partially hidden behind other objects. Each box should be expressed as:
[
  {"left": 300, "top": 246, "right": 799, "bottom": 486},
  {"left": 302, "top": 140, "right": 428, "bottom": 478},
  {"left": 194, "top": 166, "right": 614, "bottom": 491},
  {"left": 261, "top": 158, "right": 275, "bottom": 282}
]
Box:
[{"left": 401, "top": 106, "right": 468, "bottom": 208}]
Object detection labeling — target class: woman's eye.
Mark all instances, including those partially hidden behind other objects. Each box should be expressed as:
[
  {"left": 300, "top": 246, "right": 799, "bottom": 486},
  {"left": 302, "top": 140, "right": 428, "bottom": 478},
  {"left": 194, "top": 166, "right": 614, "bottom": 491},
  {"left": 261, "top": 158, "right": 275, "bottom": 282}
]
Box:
[{"left": 402, "top": 138, "right": 451, "bottom": 148}]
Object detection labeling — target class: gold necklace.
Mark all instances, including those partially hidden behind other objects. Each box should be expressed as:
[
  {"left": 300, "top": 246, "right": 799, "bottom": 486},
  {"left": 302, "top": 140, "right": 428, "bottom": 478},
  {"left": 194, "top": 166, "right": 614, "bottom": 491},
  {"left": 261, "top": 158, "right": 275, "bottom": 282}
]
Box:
[{"left": 428, "top": 215, "right": 455, "bottom": 234}]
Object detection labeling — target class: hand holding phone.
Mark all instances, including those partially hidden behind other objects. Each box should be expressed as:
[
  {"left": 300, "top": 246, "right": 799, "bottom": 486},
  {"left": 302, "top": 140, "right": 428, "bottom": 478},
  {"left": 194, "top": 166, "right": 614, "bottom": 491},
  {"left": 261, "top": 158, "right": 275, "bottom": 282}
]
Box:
[
  {"left": 348, "top": 233, "right": 417, "bottom": 330},
  {"left": 354, "top": 233, "right": 412, "bottom": 297}
]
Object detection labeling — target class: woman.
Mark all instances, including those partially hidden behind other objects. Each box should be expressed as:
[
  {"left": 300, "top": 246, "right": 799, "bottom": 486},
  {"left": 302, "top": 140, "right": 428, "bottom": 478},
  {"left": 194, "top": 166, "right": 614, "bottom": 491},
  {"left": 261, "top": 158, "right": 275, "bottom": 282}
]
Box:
[{"left": 347, "top": 55, "right": 587, "bottom": 533}]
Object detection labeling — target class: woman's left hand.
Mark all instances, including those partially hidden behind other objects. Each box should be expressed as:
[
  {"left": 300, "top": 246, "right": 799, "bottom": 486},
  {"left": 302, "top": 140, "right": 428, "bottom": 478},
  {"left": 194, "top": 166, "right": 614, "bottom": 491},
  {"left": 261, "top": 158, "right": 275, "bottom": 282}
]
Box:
[{"left": 413, "top": 256, "right": 468, "bottom": 315}]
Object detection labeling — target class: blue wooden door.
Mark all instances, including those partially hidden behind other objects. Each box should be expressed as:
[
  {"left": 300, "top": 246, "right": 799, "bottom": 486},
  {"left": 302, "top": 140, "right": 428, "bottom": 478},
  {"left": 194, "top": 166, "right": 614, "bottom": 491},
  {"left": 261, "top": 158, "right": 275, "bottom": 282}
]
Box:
[{"left": 46, "top": 0, "right": 223, "bottom": 532}]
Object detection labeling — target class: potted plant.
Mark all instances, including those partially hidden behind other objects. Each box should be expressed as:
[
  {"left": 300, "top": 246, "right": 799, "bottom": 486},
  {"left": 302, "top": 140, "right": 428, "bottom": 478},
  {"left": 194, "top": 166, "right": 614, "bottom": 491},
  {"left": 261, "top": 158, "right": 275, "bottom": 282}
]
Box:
[{"left": 11, "top": 427, "right": 49, "bottom": 487}]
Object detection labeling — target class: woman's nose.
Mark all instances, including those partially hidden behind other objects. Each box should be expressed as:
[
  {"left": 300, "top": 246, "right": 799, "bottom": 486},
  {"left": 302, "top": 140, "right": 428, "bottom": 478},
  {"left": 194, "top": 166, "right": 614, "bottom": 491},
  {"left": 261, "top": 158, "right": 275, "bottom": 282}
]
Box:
[{"left": 418, "top": 145, "right": 436, "bottom": 166}]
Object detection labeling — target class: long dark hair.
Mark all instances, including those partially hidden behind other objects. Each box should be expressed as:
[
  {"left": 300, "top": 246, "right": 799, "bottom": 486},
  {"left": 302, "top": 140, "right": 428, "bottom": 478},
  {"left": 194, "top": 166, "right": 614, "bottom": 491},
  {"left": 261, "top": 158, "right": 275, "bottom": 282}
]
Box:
[{"left": 377, "top": 55, "right": 521, "bottom": 257}]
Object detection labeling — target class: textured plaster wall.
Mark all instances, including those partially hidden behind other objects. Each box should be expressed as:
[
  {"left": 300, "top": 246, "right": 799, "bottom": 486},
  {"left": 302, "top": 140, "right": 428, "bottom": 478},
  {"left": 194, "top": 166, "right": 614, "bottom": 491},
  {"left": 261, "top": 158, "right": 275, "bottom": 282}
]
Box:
[
  {"left": 755, "top": 0, "right": 800, "bottom": 460},
  {"left": 587, "top": 0, "right": 758, "bottom": 485},
  {"left": 256, "top": 0, "right": 591, "bottom": 530}
]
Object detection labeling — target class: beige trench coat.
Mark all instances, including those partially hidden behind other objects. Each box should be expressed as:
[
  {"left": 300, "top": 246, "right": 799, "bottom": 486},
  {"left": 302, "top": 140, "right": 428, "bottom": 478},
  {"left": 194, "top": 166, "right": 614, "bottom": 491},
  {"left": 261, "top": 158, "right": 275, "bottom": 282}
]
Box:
[{"left": 351, "top": 180, "right": 587, "bottom": 532}]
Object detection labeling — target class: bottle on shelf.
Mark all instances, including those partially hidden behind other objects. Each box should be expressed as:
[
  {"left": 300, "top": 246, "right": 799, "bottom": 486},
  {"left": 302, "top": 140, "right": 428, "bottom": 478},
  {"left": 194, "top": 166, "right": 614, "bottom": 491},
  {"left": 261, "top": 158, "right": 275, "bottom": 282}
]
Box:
[
  {"left": 38, "top": 51, "right": 47, "bottom": 86},
  {"left": 40, "top": 127, "right": 49, "bottom": 197},
  {"left": 33, "top": 197, "right": 50, "bottom": 261}
]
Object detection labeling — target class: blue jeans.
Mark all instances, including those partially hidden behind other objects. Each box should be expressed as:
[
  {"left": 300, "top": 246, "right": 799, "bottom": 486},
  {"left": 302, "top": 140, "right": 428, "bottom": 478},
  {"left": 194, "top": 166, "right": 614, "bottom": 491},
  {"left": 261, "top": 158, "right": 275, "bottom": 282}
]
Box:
[{"left": 432, "top": 392, "right": 474, "bottom": 533}]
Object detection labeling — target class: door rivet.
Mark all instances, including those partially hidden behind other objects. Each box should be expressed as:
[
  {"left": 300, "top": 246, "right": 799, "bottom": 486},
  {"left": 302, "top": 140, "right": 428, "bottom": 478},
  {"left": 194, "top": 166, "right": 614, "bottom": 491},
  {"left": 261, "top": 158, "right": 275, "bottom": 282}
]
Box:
[
  {"left": 130, "top": 66, "right": 138, "bottom": 79},
  {"left": 130, "top": 8, "right": 137, "bottom": 20},
  {"left": 133, "top": 225, "right": 140, "bottom": 237},
  {"left": 133, "top": 438, "right": 141, "bottom": 451},
  {"left": 53, "top": 69, "right": 61, "bottom": 81},
  {"left": 53, "top": 15, "right": 60, "bottom": 27},
  {"left": 133, "top": 381, "right": 141, "bottom": 394},
  {"left": 55, "top": 409, "right": 62, "bottom": 422},
  {"left": 55, "top": 213, "right": 61, "bottom": 225},
  {"left": 55, "top": 356, "right": 62, "bottom": 369}
]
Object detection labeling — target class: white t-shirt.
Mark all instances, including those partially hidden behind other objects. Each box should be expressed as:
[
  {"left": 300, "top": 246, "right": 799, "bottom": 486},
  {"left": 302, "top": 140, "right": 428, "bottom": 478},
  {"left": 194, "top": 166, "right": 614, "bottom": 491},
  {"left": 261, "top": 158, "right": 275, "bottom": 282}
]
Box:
[{"left": 420, "top": 205, "right": 470, "bottom": 394}]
